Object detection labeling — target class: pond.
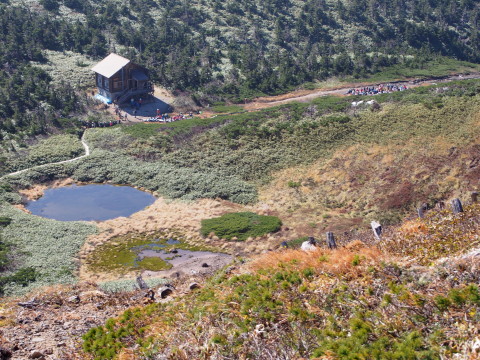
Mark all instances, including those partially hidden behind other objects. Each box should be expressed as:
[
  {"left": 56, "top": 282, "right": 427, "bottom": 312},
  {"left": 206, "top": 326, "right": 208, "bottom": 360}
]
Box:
[{"left": 26, "top": 184, "right": 156, "bottom": 221}]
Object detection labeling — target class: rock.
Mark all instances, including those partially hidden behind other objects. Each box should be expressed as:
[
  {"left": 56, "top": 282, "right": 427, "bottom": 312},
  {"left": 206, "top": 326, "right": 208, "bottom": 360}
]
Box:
[
  {"left": 0, "top": 347, "right": 12, "bottom": 360},
  {"left": 18, "top": 298, "right": 39, "bottom": 309},
  {"left": 201, "top": 263, "right": 209, "bottom": 268},
  {"left": 224, "top": 266, "right": 236, "bottom": 274},
  {"left": 67, "top": 295, "right": 80, "bottom": 304},
  {"left": 189, "top": 283, "right": 200, "bottom": 291},
  {"left": 158, "top": 285, "right": 174, "bottom": 299},
  {"left": 169, "top": 271, "right": 184, "bottom": 279},
  {"left": 29, "top": 350, "right": 44, "bottom": 359},
  {"left": 79, "top": 290, "right": 106, "bottom": 301},
  {"left": 136, "top": 275, "right": 148, "bottom": 290},
  {"left": 301, "top": 239, "right": 317, "bottom": 252}
]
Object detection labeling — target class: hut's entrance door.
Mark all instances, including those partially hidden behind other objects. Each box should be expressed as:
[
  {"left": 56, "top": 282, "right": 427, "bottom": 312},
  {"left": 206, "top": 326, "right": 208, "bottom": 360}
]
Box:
[{"left": 128, "top": 79, "right": 138, "bottom": 90}]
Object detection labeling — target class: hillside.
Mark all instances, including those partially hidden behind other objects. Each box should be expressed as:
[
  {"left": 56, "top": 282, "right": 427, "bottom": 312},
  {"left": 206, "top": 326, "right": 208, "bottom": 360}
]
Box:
[
  {"left": 1, "top": 0, "right": 480, "bottom": 146},
  {"left": 1, "top": 79, "right": 480, "bottom": 296},
  {"left": 1, "top": 1, "right": 480, "bottom": 358},
  {"left": 1, "top": 203, "right": 480, "bottom": 359}
]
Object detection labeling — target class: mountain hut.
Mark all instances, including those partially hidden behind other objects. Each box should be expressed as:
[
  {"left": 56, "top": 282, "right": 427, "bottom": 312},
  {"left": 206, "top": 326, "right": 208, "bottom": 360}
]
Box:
[{"left": 91, "top": 53, "right": 152, "bottom": 104}]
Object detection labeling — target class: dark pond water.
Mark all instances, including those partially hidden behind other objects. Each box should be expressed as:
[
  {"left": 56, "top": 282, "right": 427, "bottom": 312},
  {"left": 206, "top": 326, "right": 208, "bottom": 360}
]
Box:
[{"left": 26, "top": 184, "right": 156, "bottom": 221}]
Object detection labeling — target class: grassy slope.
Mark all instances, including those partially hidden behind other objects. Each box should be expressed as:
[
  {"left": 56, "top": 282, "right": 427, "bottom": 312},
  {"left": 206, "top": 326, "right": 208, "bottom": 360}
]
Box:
[
  {"left": 85, "top": 81, "right": 480, "bottom": 233},
  {"left": 82, "top": 204, "right": 480, "bottom": 360}
]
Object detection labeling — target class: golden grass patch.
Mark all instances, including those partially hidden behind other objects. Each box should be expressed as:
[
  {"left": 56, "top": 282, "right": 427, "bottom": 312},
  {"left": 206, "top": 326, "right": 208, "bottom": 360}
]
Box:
[{"left": 249, "top": 240, "right": 382, "bottom": 277}]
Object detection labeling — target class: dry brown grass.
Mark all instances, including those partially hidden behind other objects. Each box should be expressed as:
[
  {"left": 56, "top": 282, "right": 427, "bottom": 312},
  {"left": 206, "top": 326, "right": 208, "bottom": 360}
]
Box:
[
  {"left": 249, "top": 240, "right": 383, "bottom": 278},
  {"left": 18, "top": 178, "right": 75, "bottom": 200},
  {"left": 257, "top": 132, "right": 480, "bottom": 234},
  {"left": 398, "top": 219, "right": 429, "bottom": 235}
]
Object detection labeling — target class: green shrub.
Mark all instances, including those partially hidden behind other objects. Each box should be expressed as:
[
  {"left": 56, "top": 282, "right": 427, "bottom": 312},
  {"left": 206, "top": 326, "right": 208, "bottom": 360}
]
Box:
[
  {"left": 0, "top": 236, "right": 10, "bottom": 270},
  {"left": 200, "top": 212, "right": 282, "bottom": 241},
  {"left": 0, "top": 217, "right": 11, "bottom": 227},
  {"left": 434, "top": 295, "right": 451, "bottom": 311},
  {"left": 0, "top": 267, "right": 39, "bottom": 296}
]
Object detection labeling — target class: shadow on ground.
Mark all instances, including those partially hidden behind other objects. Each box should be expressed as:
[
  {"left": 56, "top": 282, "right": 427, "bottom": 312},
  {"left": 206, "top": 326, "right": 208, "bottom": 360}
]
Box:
[{"left": 120, "top": 94, "right": 174, "bottom": 119}]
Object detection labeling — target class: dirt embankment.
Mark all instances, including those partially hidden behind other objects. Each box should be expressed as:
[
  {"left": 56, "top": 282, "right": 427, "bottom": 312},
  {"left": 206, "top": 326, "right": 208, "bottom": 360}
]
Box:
[{"left": 243, "top": 73, "right": 480, "bottom": 110}]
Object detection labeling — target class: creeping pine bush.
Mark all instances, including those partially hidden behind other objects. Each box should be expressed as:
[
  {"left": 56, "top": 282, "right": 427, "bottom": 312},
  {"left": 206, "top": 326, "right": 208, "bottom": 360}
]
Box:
[
  {"left": 200, "top": 212, "right": 282, "bottom": 240},
  {"left": 5, "top": 150, "right": 257, "bottom": 204},
  {"left": 0, "top": 205, "right": 97, "bottom": 296},
  {"left": 3, "top": 134, "right": 84, "bottom": 174},
  {"left": 98, "top": 277, "right": 169, "bottom": 293}
]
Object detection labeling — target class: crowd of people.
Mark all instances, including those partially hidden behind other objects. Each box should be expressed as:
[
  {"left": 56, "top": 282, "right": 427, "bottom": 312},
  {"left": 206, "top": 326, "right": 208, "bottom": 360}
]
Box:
[
  {"left": 346, "top": 83, "right": 408, "bottom": 96},
  {"left": 145, "top": 111, "right": 195, "bottom": 123},
  {"left": 81, "top": 120, "right": 121, "bottom": 128}
]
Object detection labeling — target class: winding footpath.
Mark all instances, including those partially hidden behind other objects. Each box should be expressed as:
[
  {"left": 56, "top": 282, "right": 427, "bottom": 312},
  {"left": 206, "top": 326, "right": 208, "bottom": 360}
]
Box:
[{"left": 0, "top": 130, "right": 91, "bottom": 180}]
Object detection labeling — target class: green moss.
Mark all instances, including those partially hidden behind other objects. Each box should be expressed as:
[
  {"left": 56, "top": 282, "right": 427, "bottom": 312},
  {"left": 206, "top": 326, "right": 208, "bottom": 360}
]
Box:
[
  {"left": 87, "top": 231, "right": 219, "bottom": 275},
  {"left": 136, "top": 257, "right": 172, "bottom": 271},
  {"left": 200, "top": 212, "right": 282, "bottom": 241}
]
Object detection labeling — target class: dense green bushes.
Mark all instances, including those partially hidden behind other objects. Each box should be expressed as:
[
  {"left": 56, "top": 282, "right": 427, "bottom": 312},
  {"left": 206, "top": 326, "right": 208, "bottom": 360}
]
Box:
[
  {"left": 3, "top": 147, "right": 257, "bottom": 204},
  {"left": 200, "top": 212, "right": 282, "bottom": 240},
  {"left": 0, "top": 205, "right": 97, "bottom": 296},
  {"left": 0, "top": 267, "right": 39, "bottom": 296},
  {"left": 82, "top": 254, "right": 480, "bottom": 359},
  {"left": 1, "top": 134, "right": 84, "bottom": 176}
]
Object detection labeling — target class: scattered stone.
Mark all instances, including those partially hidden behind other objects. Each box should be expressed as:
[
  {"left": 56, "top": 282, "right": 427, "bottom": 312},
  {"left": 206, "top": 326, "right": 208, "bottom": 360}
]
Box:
[
  {"left": 0, "top": 347, "right": 12, "bottom": 360},
  {"left": 158, "top": 285, "right": 174, "bottom": 299},
  {"left": 201, "top": 263, "right": 209, "bottom": 268},
  {"left": 301, "top": 237, "right": 317, "bottom": 251},
  {"left": 66, "top": 295, "right": 80, "bottom": 304},
  {"left": 189, "top": 283, "right": 200, "bottom": 291},
  {"left": 18, "top": 298, "right": 39, "bottom": 309},
  {"left": 29, "top": 350, "right": 44, "bottom": 359}
]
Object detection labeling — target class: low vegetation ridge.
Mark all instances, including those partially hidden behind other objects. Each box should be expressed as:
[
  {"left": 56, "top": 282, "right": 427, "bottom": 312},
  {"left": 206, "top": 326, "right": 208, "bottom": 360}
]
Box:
[{"left": 80, "top": 203, "right": 480, "bottom": 359}]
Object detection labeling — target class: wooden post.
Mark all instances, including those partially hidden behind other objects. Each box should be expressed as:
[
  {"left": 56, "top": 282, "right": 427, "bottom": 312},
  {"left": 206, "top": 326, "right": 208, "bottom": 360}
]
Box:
[
  {"left": 451, "top": 198, "right": 463, "bottom": 214},
  {"left": 326, "top": 232, "right": 337, "bottom": 249},
  {"left": 471, "top": 192, "right": 478, "bottom": 203},
  {"left": 136, "top": 274, "right": 148, "bottom": 290},
  {"left": 371, "top": 221, "right": 382, "bottom": 240}
]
